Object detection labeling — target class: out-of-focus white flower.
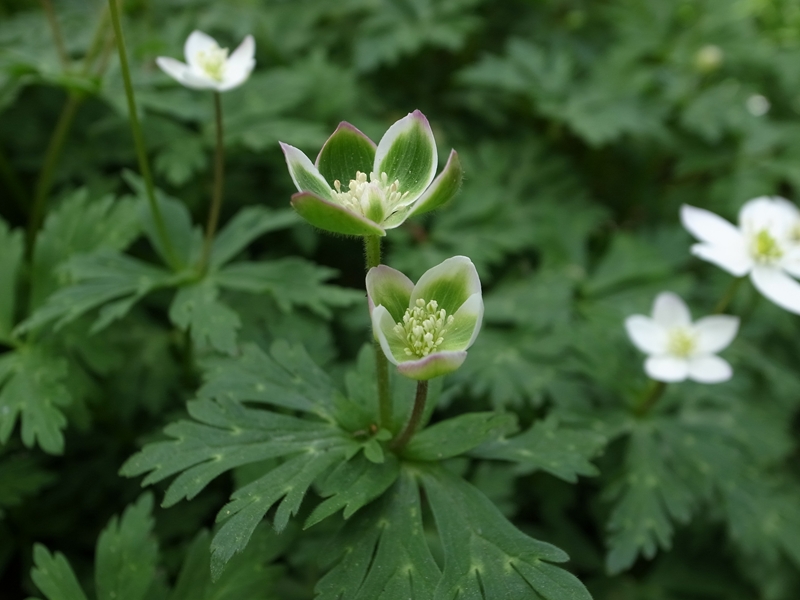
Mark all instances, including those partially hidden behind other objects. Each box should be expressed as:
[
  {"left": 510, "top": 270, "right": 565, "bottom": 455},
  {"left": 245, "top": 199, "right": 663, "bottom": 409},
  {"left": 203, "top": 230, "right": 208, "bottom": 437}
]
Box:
[
  {"left": 156, "top": 30, "right": 255, "bottom": 92},
  {"left": 681, "top": 197, "right": 800, "bottom": 314},
  {"left": 746, "top": 94, "right": 770, "bottom": 117},
  {"left": 625, "top": 292, "right": 739, "bottom": 383},
  {"left": 694, "top": 44, "right": 724, "bottom": 73}
]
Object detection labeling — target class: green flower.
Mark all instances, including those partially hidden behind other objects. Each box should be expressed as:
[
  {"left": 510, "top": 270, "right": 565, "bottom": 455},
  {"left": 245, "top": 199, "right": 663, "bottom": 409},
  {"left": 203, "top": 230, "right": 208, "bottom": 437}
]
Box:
[
  {"left": 367, "top": 256, "right": 483, "bottom": 380},
  {"left": 280, "top": 110, "right": 462, "bottom": 236}
]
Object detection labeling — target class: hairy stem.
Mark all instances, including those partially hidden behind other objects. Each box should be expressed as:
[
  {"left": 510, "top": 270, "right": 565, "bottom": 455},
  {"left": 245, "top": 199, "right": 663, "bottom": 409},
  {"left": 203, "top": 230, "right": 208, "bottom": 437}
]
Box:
[
  {"left": 390, "top": 380, "right": 428, "bottom": 452},
  {"left": 200, "top": 92, "right": 225, "bottom": 272},
  {"left": 108, "top": 0, "right": 177, "bottom": 268},
  {"left": 365, "top": 235, "right": 392, "bottom": 428},
  {"left": 40, "top": 0, "right": 70, "bottom": 69}
]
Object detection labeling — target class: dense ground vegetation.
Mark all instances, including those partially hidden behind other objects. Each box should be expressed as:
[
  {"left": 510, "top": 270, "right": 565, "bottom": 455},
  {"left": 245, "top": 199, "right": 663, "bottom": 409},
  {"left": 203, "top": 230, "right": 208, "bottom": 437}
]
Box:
[{"left": 2, "top": 0, "right": 800, "bottom": 598}]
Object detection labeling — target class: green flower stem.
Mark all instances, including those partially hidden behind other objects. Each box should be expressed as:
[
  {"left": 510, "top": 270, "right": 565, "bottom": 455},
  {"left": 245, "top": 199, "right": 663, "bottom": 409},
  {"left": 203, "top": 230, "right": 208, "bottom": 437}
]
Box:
[
  {"left": 200, "top": 92, "right": 225, "bottom": 273},
  {"left": 40, "top": 0, "right": 70, "bottom": 70},
  {"left": 365, "top": 235, "right": 392, "bottom": 429},
  {"left": 26, "top": 92, "right": 82, "bottom": 257},
  {"left": 107, "top": 0, "right": 177, "bottom": 269},
  {"left": 390, "top": 380, "right": 428, "bottom": 452},
  {"left": 713, "top": 276, "right": 744, "bottom": 314}
]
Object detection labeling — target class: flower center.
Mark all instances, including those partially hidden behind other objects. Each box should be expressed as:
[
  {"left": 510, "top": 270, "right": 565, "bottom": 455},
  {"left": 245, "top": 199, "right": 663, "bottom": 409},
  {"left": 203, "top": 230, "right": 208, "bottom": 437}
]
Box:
[
  {"left": 667, "top": 328, "right": 697, "bottom": 358},
  {"left": 195, "top": 45, "right": 229, "bottom": 81},
  {"left": 750, "top": 229, "right": 783, "bottom": 264},
  {"left": 393, "top": 298, "right": 454, "bottom": 358},
  {"left": 332, "top": 171, "right": 409, "bottom": 223}
]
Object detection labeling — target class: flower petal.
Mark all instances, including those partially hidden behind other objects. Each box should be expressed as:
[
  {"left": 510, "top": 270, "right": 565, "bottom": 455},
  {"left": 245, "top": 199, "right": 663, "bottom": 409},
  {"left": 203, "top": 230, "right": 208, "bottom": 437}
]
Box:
[
  {"left": 406, "top": 149, "right": 463, "bottom": 219},
  {"left": 372, "top": 305, "right": 408, "bottom": 365},
  {"left": 397, "top": 350, "right": 468, "bottom": 381},
  {"left": 290, "top": 192, "right": 385, "bottom": 237},
  {"left": 779, "top": 246, "right": 800, "bottom": 278},
  {"left": 410, "top": 256, "right": 481, "bottom": 316},
  {"left": 624, "top": 315, "right": 667, "bottom": 354},
  {"left": 739, "top": 196, "right": 799, "bottom": 239},
  {"left": 645, "top": 356, "right": 689, "bottom": 382},
  {"left": 687, "top": 355, "right": 732, "bottom": 383},
  {"left": 156, "top": 57, "right": 215, "bottom": 89},
  {"left": 373, "top": 110, "right": 437, "bottom": 202},
  {"left": 750, "top": 265, "right": 800, "bottom": 314},
  {"left": 690, "top": 242, "right": 752, "bottom": 276},
  {"left": 652, "top": 292, "right": 691, "bottom": 328},
  {"left": 184, "top": 30, "right": 219, "bottom": 68},
  {"left": 439, "top": 292, "right": 483, "bottom": 352},
  {"left": 680, "top": 204, "right": 744, "bottom": 248},
  {"left": 218, "top": 34, "right": 255, "bottom": 91},
  {"left": 693, "top": 315, "right": 739, "bottom": 354},
  {"left": 315, "top": 122, "right": 376, "bottom": 188},
  {"left": 366, "top": 265, "right": 414, "bottom": 322},
  {"left": 279, "top": 142, "right": 334, "bottom": 200}
]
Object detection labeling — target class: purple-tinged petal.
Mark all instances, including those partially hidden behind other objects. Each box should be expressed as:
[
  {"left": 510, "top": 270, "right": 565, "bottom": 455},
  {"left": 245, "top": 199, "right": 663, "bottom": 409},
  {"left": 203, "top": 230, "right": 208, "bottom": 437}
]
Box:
[
  {"left": 280, "top": 143, "right": 334, "bottom": 200},
  {"left": 366, "top": 265, "right": 414, "bottom": 322},
  {"left": 290, "top": 192, "right": 385, "bottom": 237},
  {"left": 410, "top": 256, "right": 481, "bottom": 316},
  {"left": 374, "top": 110, "right": 437, "bottom": 201},
  {"left": 408, "top": 150, "right": 463, "bottom": 218},
  {"left": 315, "top": 122, "right": 376, "bottom": 187},
  {"left": 397, "top": 350, "right": 468, "bottom": 381}
]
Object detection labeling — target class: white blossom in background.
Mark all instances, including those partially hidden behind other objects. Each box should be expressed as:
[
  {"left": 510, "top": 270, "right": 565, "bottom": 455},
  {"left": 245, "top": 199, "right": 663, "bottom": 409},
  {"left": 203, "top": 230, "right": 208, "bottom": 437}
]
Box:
[
  {"left": 625, "top": 292, "right": 739, "bottom": 383},
  {"left": 746, "top": 94, "right": 770, "bottom": 117},
  {"left": 156, "top": 30, "right": 255, "bottom": 92},
  {"left": 681, "top": 197, "right": 800, "bottom": 314}
]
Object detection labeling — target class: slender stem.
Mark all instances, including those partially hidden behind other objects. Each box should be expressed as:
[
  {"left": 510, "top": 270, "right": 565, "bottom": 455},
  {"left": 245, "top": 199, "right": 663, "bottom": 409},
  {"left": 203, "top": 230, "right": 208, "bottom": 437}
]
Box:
[
  {"left": 634, "top": 380, "right": 666, "bottom": 417},
  {"left": 107, "top": 0, "right": 177, "bottom": 268},
  {"left": 0, "top": 145, "right": 28, "bottom": 214},
  {"left": 81, "top": 4, "right": 110, "bottom": 75},
  {"left": 26, "top": 92, "right": 82, "bottom": 257},
  {"left": 713, "top": 277, "right": 744, "bottom": 314},
  {"left": 40, "top": 0, "right": 70, "bottom": 70},
  {"left": 390, "top": 380, "right": 428, "bottom": 452},
  {"left": 200, "top": 92, "right": 225, "bottom": 272},
  {"left": 365, "top": 235, "right": 393, "bottom": 428}
]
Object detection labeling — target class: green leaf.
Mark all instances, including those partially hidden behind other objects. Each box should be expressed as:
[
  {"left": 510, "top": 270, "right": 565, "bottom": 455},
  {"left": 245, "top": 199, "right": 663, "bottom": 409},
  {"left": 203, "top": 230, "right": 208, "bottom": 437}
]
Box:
[
  {"left": 420, "top": 465, "right": 592, "bottom": 600},
  {"left": 471, "top": 416, "right": 605, "bottom": 483},
  {"left": 30, "top": 544, "right": 88, "bottom": 600},
  {"left": 305, "top": 453, "right": 400, "bottom": 528},
  {"left": 154, "top": 135, "right": 207, "bottom": 187},
  {"left": 0, "top": 347, "right": 71, "bottom": 454},
  {"left": 214, "top": 258, "right": 362, "bottom": 319},
  {"left": 404, "top": 412, "right": 518, "bottom": 461},
  {"left": 315, "top": 470, "right": 441, "bottom": 600},
  {"left": 95, "top": 494, "right": 158, "bottom": 600},
  {"left": 0, "top": 454, "right": 55, "bottom": 518},
  {"left": 169, "top": 280, "right": 241, "bottom": 355},
  {"left": 0, "top": 219, "right": 22, "bottom": 342},
  {"left": 210, "top": 207, "right": 299, "bottom": 268},
  {"left": 315, "top": 122, "right": 376, "bottom": 187}
]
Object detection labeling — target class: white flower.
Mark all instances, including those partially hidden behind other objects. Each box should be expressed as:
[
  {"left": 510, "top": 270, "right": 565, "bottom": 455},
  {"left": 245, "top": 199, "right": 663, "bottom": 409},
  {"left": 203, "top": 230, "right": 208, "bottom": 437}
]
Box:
[
  {"left": 625, "top": 292, "right": 739, "bottom": 383},
  {"left": 681, "top": 197, "right": 800, "bottom": 314},
  {"left": 156, "top": 31, "right": 255, "bottom": 92}
]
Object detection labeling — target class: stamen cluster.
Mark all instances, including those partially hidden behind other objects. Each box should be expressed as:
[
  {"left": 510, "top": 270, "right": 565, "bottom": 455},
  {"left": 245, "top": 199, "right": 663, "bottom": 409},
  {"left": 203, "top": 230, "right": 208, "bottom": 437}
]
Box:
[
  {"left": 667, "top": 328, "right": 697, "bottom": 358},
  {"left": 751, "top": 229, "right": 784, "bottom": 264},
  {"left": 394, "top": 299, "right": 454, "bottom": 358},
  {"left": 196, "top": 45, "right": 229, "bottom": 81},
  {"left": 332, "top": 171, "right": 408, "bottom": 220}
]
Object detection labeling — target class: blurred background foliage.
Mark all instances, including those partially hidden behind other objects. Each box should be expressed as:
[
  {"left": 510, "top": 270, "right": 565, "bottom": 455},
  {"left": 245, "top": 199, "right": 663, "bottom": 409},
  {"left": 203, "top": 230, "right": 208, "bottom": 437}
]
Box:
[{"left": 2, "top": 0, "right": 800, "bottom": 598}]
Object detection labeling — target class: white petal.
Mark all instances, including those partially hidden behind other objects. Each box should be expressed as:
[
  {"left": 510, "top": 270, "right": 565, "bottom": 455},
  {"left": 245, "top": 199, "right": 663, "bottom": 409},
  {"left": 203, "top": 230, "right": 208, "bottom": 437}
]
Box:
[
  {"left": 156, "top": 57, "right": 215, "bottom": 89},
  {"left": 219, "top": 35, "right": 255, "bottom": 91},
  {"left": 184, "top": 30, "right": 219, "bottom": 68},
  {"left": 690, "top": 242, "right": 752, "bottom": 276},
  {"left": 371, "top": 305, "right": 402, "bottom": 365},
  {"left": 780, "top": 246, "right": 800, "bottom": 278},
  {"left": 624, "top": 315, "right": 667, "bottom": 354},
  {"left": 693, "top": 315, "right": 739, "bottom": 354},
  {"left": 687, "top": 355, "right": 732, "bottom": 383},
  {"left": 652, "top": 292, "right": 691, "bottom": 328},
  {"left": 750, "top": 265, "right": 800, "bottom": 314},
  {"left": 680, "top": 204, "right": 744, "bottom": 248},
  {"left": 645, "top": 356, "right": 689, "bottom": 382},
  {"left": 739, "top": 196, "right": 800, "bottom": 239}
]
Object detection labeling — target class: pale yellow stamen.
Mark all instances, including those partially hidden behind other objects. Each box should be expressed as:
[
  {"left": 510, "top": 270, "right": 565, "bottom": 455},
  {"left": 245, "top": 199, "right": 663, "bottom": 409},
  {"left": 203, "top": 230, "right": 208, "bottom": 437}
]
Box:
[
  {"left": 751, "top": 229, "right": 783, "bottom": 264},
  {"left": 196, "top": 45, "right": 229, "bottom": 81},
  {"left": 667, "top": 328, "right": 697, "bottom": 358},
  {"left": 393, "top": 299, "right": 454, "bottom": 358},
  {"left": 332, "top": 171, "right": 408, "bottom": 222}
]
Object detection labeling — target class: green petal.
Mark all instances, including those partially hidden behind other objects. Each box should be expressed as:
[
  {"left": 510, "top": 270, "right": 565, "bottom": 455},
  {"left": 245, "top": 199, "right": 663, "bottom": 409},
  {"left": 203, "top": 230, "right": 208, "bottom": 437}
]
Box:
[
  {"left": 408, "top": 150, "right": 463, "bottom": 218},
  {"left": 366, "top": 265, "right": 414, "bottom": 322},
  {"left": 372, "top": 305, "right": 409, "bottom": 364},
  {"left": 410, "top": 256, "right": 481, "bottom": 316},
  {"left": 291, "top": 192, "right": 385, "bottom": 237},
  {"left": 315, "top": 122, "right": 376, "bottom": 187},
  {"left": 439, "top": 292, "right": 483, "bottom": 352},
  {"left": 397, "top": 351, "right": 467, "bottom": 381},
  {"left": 280, "top": 142, "right": 334, "bottom": 201},
  {"left": 373, "top": 110, "right": 437, "bottom": 201}
]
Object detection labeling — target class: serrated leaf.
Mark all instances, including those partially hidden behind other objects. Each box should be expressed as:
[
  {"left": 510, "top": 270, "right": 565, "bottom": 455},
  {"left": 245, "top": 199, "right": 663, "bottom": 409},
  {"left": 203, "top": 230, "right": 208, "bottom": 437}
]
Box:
[
  {"left": 169, "top": 280, "right": 241, "bottom": 355},
  {"left": 305, "top": 453, "right": 400, "bottom": 528},
  {"left": 214, "top": 257, "right": 362, "bottom": 318},
  {"left": 154, "top": 135, "right": 207, "bottom": 187},
  {"left": 404, "top": 412, "right": 518, "bottom": 461},
  {"left": 0, "top": 347, "right": 71, "bottom": 454},
  {"left": 210, "top": 207, "right": 299, "bottom": 268},
  {"left": 315, "top": 470, "right": 441, "bottom": 600},
  {"left": 30, "top": 544, "right": 88, "bottom": 600},
  {"left": 471, "top": 415, "right": 605, "bottom": 483},
  {"left": 95, "top": 494, "right": 158, "bottom": 600},
  {"left": 0, "top": 220, "right": 22, "bottom": 342},
  {"left": 0, "top": 454, "right": 55, "bottom": 518},
  {"left": 421, "top": 465, "right": 592, "bottom": 600}
]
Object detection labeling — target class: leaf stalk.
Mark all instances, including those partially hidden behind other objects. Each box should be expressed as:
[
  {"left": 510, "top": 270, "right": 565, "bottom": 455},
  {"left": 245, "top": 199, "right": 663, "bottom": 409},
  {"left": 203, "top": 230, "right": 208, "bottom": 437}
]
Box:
[
  {"left": 390, "top": 380, "right": 428, "bottom": 452},
  {"left": 200, "top": 92, "right": 225, "bottom": 272}
]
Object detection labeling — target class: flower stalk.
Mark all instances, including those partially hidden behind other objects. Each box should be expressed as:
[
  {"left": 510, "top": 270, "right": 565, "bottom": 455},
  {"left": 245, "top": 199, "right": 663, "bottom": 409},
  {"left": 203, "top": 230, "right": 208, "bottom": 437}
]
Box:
[
  {"left": 200, "top": 92, "right": 225, "bottom": 272},
  {"left": 365, "top": 236, "right": 393, "bottom": 429},
  {"left": 40, "top": 0, "right": 70, "bottom": 70},
  {"left": 390, "top": 380, "right": 428, "bottom": 452},
  {"left": 713, "top": 277, "right": 744, "bottom": 315}
]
